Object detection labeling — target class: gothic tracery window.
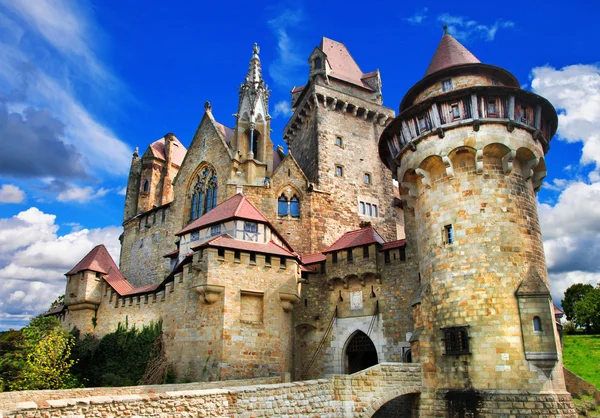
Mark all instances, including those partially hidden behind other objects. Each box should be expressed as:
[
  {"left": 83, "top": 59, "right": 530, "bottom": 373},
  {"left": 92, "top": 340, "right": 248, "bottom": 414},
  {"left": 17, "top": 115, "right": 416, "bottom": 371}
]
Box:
[
  {"left": 277, "top": 191, "right": 301, "bottom": 218},
  {"left": 190, "top": 166, "right": 218, "bottom": 221}
]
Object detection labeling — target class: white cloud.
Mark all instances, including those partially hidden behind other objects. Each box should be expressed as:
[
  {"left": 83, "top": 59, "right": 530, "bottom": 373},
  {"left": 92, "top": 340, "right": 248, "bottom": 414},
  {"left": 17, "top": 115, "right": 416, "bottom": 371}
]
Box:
[
  {"left": 531, "top": 64, "right": 600, "bottom": 175},
  {"left": 0, "top": 184, "right": 25, "bottom": 203},
  {"left": 56, "top": 185, "right": 110, "bottom": 203},
  {"left": 404, "top": 8, "right": 428, "bottom": 24},
  {"left": 0, "top": 207, "right": 121, "bottom": 330},
  {"left": 267, "top": 8, "right": 305, "bottom": 87},
  {"left": 273, "top": 100, "right": 293, "bottom": 118},
  {"left": 531, "top": 64, "right": 600, "bottom": 305},
  {"left": 0, "top": 1, "right": 131, "bottom": 178},
  {"left": 118, "top": 186, "right": 127, "bottom": 196},
  {"left": 437, "top": 14, "right": 515, "bottom": 42}
]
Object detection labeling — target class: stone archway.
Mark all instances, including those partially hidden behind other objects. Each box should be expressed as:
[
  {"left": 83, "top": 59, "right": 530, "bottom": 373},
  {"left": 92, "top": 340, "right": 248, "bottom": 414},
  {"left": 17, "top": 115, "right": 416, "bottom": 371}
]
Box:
[
  {"left": 344, "top": 330, "right": 378, "bottom": 374},
  {"left": 372, "top": 393, "right": 420, "bottom": 418}
]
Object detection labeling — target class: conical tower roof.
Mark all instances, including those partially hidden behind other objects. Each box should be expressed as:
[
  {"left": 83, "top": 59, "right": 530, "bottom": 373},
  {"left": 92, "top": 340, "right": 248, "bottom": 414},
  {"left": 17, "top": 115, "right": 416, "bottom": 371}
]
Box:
[{"left": 424, "top": 31, "right": 480, "bottom": 77}]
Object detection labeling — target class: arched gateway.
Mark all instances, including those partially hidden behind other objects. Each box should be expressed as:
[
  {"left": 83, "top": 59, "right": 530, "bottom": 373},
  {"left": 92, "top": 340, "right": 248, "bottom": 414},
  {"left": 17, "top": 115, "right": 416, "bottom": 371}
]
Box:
[{"left": 344, "top": 331, "right": 378, "bottom": 374}]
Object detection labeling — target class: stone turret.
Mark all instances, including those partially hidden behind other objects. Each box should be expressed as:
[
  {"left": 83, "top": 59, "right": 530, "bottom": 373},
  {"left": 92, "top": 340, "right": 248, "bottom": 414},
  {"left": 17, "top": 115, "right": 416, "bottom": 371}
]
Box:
[
  {"left": 233, "top": 43, "right": 274, "bottom": 182},
  {"left": 123, "top": 147, "right": 141, "bottom": 221},
  {"left": 379, "top": 30, "right": 574, "bottom": 416}
]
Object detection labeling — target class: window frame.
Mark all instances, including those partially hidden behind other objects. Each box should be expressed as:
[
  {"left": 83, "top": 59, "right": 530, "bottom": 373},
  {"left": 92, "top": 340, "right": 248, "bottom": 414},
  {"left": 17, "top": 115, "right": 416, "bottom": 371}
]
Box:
[
  {"left": 335, "top": 165, "right": 343, "bottom": 177},
  {"left": 442, "top": 326, "right": 470, "bottom": 356},
  {"left": 444, "top": 224, "right": 454, "bottom": 245},
  {"left": 335, "top": 136, "right": 343, "bottom": 148},
  {"left": 442, "top": 79, "right": 453, "bottom": 92},
  {"left": 450, "top": 103, "right": 461, "bottom": 120},
  {"left": 364, "top": 173, "right": 371, "bottom": 184}
]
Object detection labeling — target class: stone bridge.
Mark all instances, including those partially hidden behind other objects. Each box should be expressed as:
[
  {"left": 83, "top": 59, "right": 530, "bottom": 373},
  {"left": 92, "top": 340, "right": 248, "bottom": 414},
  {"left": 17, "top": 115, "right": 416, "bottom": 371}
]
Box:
[{"left": 0, "top": 363, "right": 423, "bottom": 417}]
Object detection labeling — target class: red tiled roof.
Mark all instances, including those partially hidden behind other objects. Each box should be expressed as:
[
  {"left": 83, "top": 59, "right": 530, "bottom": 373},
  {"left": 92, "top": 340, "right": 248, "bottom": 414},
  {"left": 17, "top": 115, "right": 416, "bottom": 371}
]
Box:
[
  {"left": 553, "top": 303, "right": 564, "bottom": 315},
  {"left": 380, "top": 239, "right": 407, "bottom": 251},
  {"left": 46, "top": 304, "right": 65, "bottom": 315},
  {"left": 66, "top": 245, "right": 135, "bottom": 296},
  {"left": 125, "top": 284, "right": 160, "bottom": 295},
  {"left": 301, "top": 253, "right": 326, "bottom": 265},
  {"left": 149, "top": 135, "right": 187, "bottom": 166},
  {"left": 162, "top": 249, "right": 179, "bottom": 258},
  {"left": 320, "top": 37, "right": 374, "bottom": 91},
  {"left": 192, "top": 234, "right": 298, "bottom": 258},
  {"left": 300, "top": 265, "right": 317, "bottom": 273},
  {"left": 215, "top": 122, "right": 234, "bottom": 146},
  {"left": 323, "top": 226, "right": 385, "bottom": 253},
  {"left": 291, "top": 85, "right": 305, "bottom": 93},
  {"left": 177, "top": 193, "right": 269, "bottom": 236},
  {"left": 424, "top": 33, "right": 480, "bottom": 77}
]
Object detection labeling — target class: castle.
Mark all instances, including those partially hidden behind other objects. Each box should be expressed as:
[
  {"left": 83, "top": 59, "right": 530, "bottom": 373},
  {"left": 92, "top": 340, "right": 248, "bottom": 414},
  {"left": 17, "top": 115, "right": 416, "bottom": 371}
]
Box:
[{"left": 52, "top": 32, "right": 576, "bottom": 416}]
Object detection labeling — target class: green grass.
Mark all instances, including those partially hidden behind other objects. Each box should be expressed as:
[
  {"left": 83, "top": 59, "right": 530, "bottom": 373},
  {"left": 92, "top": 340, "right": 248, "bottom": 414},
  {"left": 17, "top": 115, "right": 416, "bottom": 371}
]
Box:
[{"left": 563, "top": 334, "right": 600, "bottom": 389}]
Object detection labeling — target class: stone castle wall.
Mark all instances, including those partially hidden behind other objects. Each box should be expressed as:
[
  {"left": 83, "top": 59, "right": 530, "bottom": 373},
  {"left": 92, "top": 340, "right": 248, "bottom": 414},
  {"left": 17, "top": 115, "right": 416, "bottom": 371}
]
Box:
[{"left": 62, "top": 247, "right": 299, "bottom": 383}]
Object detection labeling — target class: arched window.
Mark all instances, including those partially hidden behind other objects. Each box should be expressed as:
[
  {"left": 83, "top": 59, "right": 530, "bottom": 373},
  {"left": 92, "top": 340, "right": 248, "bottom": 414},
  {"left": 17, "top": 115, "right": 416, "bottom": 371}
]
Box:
[
  {"left": 142, "top": 180, "right": 149, "bottom": 193},
  {"left": 314, "top": 57, "right": 322, "bottom": 69},
  {"left": 190, "top": 166, "right": 218, "bottom": 221},
  {"left": 290, "top": 196, "right": 300, "bottom": 217},
  {"left": 533, "top": 316, "right": 542, "bottom": 332},
  {"left": 278, "top": 195, "right": 288, "bottom": 216}
]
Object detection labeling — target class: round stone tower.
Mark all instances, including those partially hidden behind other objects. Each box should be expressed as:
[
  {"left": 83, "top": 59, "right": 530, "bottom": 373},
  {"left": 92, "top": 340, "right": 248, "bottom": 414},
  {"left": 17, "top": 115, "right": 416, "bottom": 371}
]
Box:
[{"left": 379, "top": 31, "right": 576, "bottom": 416}]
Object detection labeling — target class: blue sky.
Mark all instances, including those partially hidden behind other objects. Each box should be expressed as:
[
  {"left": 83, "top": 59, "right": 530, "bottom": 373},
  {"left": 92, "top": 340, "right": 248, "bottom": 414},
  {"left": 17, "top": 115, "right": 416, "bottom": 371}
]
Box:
[{"left": 0, "top": 0, "right": 599, "bottom": 329}]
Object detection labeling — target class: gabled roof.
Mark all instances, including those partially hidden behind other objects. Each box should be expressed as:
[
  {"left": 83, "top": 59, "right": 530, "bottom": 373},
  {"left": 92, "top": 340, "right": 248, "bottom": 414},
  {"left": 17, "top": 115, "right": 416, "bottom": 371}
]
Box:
[
  {"left": 380, "top": 239, "right": 407, "bottom": 251},
  {"left": 65, "top": 245, "right": 160, "bottom": 297},
  {"left": 424, "top": 32, "right": 480, "bottom": 77},
  {"left": 176, "top": 193, "right": 269, "bottom": 236},
  {"left": 323, "top": 225, "right": 385, "bottom": 253},
  {"left": 320, "top": 37, "right": 375, "bottom": 91},
  {"left": 148, "top": 135, "right": 187, "bottom": 166},
  {"left": 191, "top": 234, "right": 298, "bottom": 259},
  {"left": 301, "top": 253, "right": 326, "bottom": 265}
]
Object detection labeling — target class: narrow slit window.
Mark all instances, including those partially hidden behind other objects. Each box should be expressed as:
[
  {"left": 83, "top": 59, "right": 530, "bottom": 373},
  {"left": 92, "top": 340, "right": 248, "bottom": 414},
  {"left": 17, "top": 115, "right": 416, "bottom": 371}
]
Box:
[
  {"left": 384, "top": 250, "right": 391, "bottom": 264},
  {"left": 444, "top": 225, "right": 454, "bottom": 245},
  {"left": 336, "top": 137, "right": 343, "bottom": 147},
  {"left": 336, "top": 165, "right": 343, "bottom": 177},
  {"left": 400, "top": 247, "right": 406, "bottom": 261},
  {"left": 364, "top": 173, "right": 371, "bottom": 184},
  {"left": 347, "top": 249, "right": 353, "bottom": 263},
  {"left": 533, "top": 316, "right": 542, "bottom": 332},
  {"left": 142, "top": 180, "right": 149, "bottom": 193},
  {"left": 332, "top": 252, "right": 338, "bottom": 264},
  {"left": 363, "top": 245, "right": 369, "bottom": 258}
]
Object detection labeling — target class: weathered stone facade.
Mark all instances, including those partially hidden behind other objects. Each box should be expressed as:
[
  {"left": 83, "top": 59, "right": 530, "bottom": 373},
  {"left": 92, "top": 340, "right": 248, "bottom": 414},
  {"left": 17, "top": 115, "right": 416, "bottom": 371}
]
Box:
[{"left": 50, "top": 33, "right": 578, "bottom": 416}]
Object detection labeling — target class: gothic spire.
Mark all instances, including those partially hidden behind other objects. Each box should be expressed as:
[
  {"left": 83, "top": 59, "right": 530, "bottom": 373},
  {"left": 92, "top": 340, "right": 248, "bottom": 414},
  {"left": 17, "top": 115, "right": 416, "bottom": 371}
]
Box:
[{"left": 237, "top": 43, "right": 270, "bottom": 122}]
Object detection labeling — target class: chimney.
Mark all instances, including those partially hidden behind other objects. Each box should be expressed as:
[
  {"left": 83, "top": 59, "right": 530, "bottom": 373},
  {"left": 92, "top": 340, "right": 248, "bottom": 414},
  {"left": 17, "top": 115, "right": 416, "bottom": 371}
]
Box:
[{"left": 164, "top": 133, "right": 175, "bottom": 164}]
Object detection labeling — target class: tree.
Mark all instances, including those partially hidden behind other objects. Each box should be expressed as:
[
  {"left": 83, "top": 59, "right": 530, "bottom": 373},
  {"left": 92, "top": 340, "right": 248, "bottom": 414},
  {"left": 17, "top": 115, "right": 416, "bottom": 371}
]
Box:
[
  {"left": 5, "top": 316, "right": 80, "bottom": 391},
  {"left": 574, "top": 287, "right": 600, "bottom": 334},
  {"left": 561, "top": 283, "right": 594, "bottom": 322}
]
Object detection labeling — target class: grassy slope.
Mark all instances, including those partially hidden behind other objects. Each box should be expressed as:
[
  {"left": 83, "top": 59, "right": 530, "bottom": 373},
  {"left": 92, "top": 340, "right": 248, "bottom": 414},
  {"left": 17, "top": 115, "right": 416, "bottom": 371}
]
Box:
[{"left": 563, "top": 334, "right": 600, "bottom": 389}]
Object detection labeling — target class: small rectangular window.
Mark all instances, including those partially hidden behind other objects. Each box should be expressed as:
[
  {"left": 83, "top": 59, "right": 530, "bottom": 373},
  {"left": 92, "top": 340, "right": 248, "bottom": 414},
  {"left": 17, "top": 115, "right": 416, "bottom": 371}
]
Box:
[
  {"left": 520, "top": 106, "right": 528, "bottom": 123},
  {"left": 217, "top": 248, "right": 225, "bottom": 258},
  {"left": 451, "top": 103, "right": 461, "bottom": 120},
  {"left": 384, "top": 250, "right": 391, "bottom": 264},
  {"left": 250, "top": 252, "right": 256, "bottom": 263},
  {"left": 234, "top": 250, "right": 241, "bottom": 260},
  {"left": 210, "top": 225, "right": 221, "bottom": 236},
  {"left": 442, "top": 79, "right": 453, "bottom": 92},
  {"left": 139, "top": 238, "right": 143, "bottom": 248},
  {"left": 418, "top": 117, "right": 427, "bottom": 130},
  {"left": 366, "top": 203, "right": 372, "bottom": 217},
  {"left": 280, "top": 257, "right": 286, "bottom": 269},
  {"left": 399, "top": 247, "right": 406, "bottom": 261},
  {"left": 443, "top": 326, "right": 470, "bottom": 355},
  {"left": 190, "top": 231, "right": 200, "bottom": 241},
  {"left": 359, "top": 202, "right": 365, "bottom": 215},
  {"left": 363, "top": 245, "right": 369, "bottom": 258},
  {"left": 444, "top": 225, "right": 454, "bottom": 245},
  {"left": 332, "top": 252, "right": 338, "bottom": 264},
  {"left": 347, "top": 249, "right": 353, "bottom": 263},
  {"left": 161, "top": 209, "right": 167, "bottom": 223},
  {"left": 244, "top": 222, "right": 258, "bottom": 233},
  {"left": 372, "top": 205, "right": 378, "bottom": 217},
  {"left": 487, "top": 99, "right": 497, "bottom": 115},
  {"left": 335, "top": 165, "right": 343, "bottom": 177},
  {"left": 364, "top": 173, "right": 371, "bottom": 184},
  {"left": 265, "top": 254, "right": 271, "bottom": 265},
  {"left": 336, "top": 137, "right": 343, "bottom": 147}
]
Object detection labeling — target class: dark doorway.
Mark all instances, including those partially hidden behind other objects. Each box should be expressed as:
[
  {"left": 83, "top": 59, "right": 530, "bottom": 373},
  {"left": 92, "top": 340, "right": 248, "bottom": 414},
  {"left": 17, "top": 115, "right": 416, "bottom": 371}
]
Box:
[{"left": 345, "top": 331, "right": 378, "bottom": 374}]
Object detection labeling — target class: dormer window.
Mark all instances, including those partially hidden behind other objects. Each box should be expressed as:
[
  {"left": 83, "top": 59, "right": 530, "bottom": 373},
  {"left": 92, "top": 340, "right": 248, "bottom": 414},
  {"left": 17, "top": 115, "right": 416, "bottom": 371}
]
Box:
[
  {"left": 442, "top": 79, "right": 453, "bottom": 92},
  {"left": 487, "top": 98, "right": 497, "bottom": 116},
  {"left": 314, "top": 57, "right": 322, "bottom": 70},
  {"left": 451, "top": 103, "right": 461, "bottom": 120},
  {"left": 190, "top": 231, "right": 200, "bottom": 241},
  {"left": 244, "top": 222, "right": 258, "bottom": 233},
  {"left": 210, "top": 225, "right": 221, "bottom": 236}
]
